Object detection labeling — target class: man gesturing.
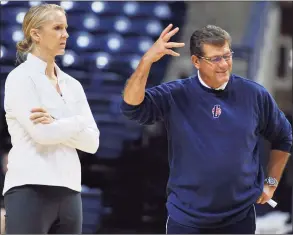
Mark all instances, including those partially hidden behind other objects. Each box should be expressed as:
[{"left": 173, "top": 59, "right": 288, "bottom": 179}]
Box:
[{"left": 120, "top": 24, "right": 292, "bottom": 234}]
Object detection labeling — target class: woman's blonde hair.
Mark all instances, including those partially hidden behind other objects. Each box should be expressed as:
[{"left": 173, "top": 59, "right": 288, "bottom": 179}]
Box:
[{"left": 16, "top": 3, "right": 65, "bottom": 64}]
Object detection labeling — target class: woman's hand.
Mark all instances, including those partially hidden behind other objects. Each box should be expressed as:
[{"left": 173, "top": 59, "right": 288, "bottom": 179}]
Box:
[{"left": 30, "top": 107, "right": 54, "bottom": 124}]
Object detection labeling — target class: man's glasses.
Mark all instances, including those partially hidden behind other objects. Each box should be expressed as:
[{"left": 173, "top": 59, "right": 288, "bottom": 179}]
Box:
[{"left": 197, "top": 50, "right": 234, "bottom": 64}]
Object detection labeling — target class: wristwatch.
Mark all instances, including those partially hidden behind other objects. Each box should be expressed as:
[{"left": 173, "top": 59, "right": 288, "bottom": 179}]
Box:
[{"left": 264, "top": 177, "right": 278, "bottom": 187}]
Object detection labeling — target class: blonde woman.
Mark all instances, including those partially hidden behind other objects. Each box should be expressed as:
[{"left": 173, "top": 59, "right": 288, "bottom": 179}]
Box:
[{"left": 3, "top": 4, "right": 99, "bottom": 234}]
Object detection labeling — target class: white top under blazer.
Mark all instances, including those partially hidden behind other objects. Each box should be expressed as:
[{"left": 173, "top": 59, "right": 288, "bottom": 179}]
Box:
[{"left": 3, "top": 53, "right": 100, "bottom": 195}]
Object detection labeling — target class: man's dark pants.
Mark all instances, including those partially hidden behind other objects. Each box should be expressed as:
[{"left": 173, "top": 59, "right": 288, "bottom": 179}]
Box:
[{"left": 166, "top": 205, "right": 256, "bottom": 234}]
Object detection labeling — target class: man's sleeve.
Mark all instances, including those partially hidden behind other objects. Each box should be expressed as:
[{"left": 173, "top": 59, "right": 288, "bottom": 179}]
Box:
[
  {"left": 259, "top": 89, "right": 292, "bottom": 153},
  {"left": 120, "top": 82, "right": 174, "bottom": 125}
]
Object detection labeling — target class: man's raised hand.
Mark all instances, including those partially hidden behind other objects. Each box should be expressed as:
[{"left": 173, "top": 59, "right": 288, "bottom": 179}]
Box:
[{"left": 143, "top": 24, "right": 185, "bottom": 63}]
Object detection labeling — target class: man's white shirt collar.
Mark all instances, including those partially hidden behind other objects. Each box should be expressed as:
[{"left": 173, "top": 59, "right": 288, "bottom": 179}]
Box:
[{"left": 197, "top": 71, "right": 227, "bottom": 90}]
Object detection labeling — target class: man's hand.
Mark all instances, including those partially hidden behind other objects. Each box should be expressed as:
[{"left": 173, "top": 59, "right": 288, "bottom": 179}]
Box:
[
  {"left": 30, "top": 107, "right": 54, "bottom": 124},
  {"left": 256, "top": 184, "right": 276, "bottom": 204},
  {"left": 143, "top": 23, "right": 185, "bottom": 64}
]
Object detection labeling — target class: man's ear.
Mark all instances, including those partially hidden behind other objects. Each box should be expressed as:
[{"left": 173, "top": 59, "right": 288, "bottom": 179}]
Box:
[
  {"left": 30, "top": 28, "right": 41, "bottom": 43},
  {"left": 191, "top": 55, "right": 200, "bottom": 70}
]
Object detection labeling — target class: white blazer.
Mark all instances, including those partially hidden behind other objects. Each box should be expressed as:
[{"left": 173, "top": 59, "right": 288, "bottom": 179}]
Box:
[{"left": 3, "top": 53, "right": 100, "bottom": 195}]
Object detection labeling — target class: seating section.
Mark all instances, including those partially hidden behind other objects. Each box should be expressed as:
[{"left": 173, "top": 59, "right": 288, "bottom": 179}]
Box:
[
  {"left": 0, "top": 1, "right": 186, "bottom": 232},
  {"left": 81, "top": 186, "right": 103, "bottom": 233}
]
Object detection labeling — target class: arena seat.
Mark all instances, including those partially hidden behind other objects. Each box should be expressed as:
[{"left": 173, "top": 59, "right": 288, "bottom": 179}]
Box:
[{"left": 81, "top": 187, "right": 103, "bottom": 233}]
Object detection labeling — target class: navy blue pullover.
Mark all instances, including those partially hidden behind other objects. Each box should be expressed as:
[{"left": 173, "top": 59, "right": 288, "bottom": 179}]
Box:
[{"left": 120, "top": 74, "right": 292, "bottom": 228}]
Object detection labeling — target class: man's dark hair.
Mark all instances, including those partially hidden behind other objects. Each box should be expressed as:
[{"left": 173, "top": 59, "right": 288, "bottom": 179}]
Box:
[{"left": 190, "top": 25, "right": 231, "bottom": 57}]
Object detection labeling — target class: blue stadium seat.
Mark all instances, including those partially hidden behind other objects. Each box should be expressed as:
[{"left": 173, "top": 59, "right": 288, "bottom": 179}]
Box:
[
  {"left": 86, "top": 93, "right": 117, "bottom": 114},
  {"left": 122, "top": 1, "right": 172, "bottom": 19},
  {"left": 59, "top": 1, "right": 87, "bottom": 12},
  {"left": 120, "top": 36, "right": 154, "bottom": 54},
  {"left": 60, "top": 50, "right": 84, "bottom": 70},
  {"left": 70, "top": 34, "right": 125, "bottom": 54},
  {"left": 1, "top": 7, "right": 29, "bottom": 25},
  {"left": 110, "top": 54, "right": 141, "bottom": 76},
  {"left": 122, "top": 2, "right": 147, "bottom": 17},
  {"left": 1, "top": 1, "right": 59, "bottom": 9},
  {"left": 93, "top": 115, "right": 128, "bottom": 158},
  {"left": 81, "top": 187, "right": 103, "bottom": 234},
  {"left": 85, "top": 92, "right": 125, "bottom": 117},
  {"left": 98, "top": 131, "right": 124, "bottom": 151},
  {"left": 0, "top": 65, "right": 14, "bottom": 78},
  {"left": 0, "top": 88, "right": 4, "bottom": 109},
  {"left": 68, "top": 32, "right": 126, "bottom": 54},
  {"left": 0, "top": 65, "right": 14, "bottom": 109},
  {"left": 94, "top": 113, "right": 142, "bottom": 140},
  {"left": 0, "top": 1, "right": 29, "bottom": 8},
  {"left": 81, "top": 52, "right": 113, "bottom": 72},
  {"left": 82, "top": 52, "right": 138, "bottom": 77},
  {"left": 67, "top": 14, "right": 115, "bottom": 33},
  {"left": 0, "top": 45, "right": 17, "bottom": 65},
  {"left": 93, "top": 34, "right": 125, "bottom": 54},
  {"left": 151, "top": 2, "right": 173, "bottom": 19},
  {"left": 89, "top": 72, "right": 125, "bottom": 94},
  {"left": 95, "top": 146, "right": 122, "bottom": 159},
  {"left": 66, "top": 31, "right": 95, "bottom": 52},
  {"left": 98, "top": 123, "right": 142, "bottom": 142},
  {"left": 0, "top": 25, "right": 24, "bottom": 46},
  {"left": 97, "top": 123, "right": 142, "bottom": 156},
  {"left": 83, "top": 52, "right": 139, "bottom": 76},
  {"left": 70, "top": 15, "right": 136, "bottom": 34},
  {"left": 129, "top": 18, "right": 163, "bottom": 37},
  {"left": 90, "top": 1, "right": 124, "bottom": 16},
  {"left": 112, "top": 16, "right": 132, "bottom": 35},
  {"left": 59, "top": 1, "right": 124, "bottom": 15}
]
